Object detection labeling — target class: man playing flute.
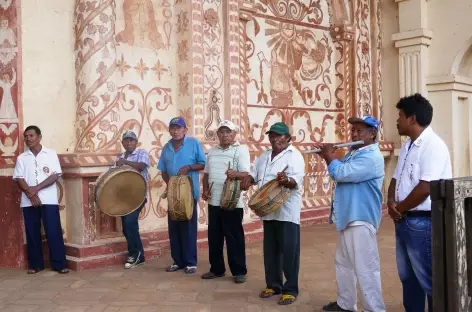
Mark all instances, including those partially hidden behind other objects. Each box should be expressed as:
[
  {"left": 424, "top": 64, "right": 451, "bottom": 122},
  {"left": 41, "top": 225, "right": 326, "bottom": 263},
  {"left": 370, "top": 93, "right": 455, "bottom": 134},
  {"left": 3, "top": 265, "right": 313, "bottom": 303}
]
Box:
[
  {"left": 314, "top": 116, "right": 386, "bottom": 312},
  {"left": 240, "top": 122, "right": 305, "bottom": 306}
]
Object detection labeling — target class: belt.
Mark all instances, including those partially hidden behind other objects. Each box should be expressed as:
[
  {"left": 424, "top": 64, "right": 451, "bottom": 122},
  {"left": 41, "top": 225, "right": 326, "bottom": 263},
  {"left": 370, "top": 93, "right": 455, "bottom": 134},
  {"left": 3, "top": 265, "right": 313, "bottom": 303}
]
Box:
[{"left": 405, "top": 210, "right": 431, "bottom": 218}]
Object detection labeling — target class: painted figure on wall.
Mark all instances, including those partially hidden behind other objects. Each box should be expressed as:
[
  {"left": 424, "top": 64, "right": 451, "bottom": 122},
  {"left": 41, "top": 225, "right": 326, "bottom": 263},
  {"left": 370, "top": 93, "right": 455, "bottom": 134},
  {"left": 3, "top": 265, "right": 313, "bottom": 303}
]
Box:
[
  {"left": 115, "top": 0, "right": 165, "bottom": 50},
  {"left": 0, "top": 19, "right": 14, "bottom": 47},
  {"left": 0, "top": 0, "right": 12, "bottom": 11},
  {"left": 0, "top": 67, "right": 16, "bottom": 121}
]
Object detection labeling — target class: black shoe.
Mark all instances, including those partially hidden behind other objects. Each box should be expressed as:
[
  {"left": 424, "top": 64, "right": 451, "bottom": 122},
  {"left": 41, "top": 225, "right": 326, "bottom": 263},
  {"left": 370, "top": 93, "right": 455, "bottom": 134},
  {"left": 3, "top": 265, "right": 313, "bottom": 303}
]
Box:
[
  {"left": 234, "top": 275, "right": 246, "bottom": 283},
  {"left": 201, "top": 271, "right": 225, "bottom": 279},
  {"left": 322, "top": 301, "right": 353, "bottom": 311}
]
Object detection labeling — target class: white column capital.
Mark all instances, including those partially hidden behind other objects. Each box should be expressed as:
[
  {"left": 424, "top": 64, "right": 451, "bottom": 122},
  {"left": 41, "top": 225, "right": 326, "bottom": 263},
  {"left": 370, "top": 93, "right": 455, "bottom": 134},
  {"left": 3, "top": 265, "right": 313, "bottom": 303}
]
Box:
[{"left": 391, "top": 28, "right": 433, "bottom": 48}]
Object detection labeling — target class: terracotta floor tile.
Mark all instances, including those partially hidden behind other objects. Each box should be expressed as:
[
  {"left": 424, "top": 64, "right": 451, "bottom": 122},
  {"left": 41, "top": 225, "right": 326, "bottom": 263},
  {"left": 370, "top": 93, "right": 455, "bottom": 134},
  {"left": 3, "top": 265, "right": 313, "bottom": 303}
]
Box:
[{"left": 0, "top": 221, "right": 405, "bottom": 311}]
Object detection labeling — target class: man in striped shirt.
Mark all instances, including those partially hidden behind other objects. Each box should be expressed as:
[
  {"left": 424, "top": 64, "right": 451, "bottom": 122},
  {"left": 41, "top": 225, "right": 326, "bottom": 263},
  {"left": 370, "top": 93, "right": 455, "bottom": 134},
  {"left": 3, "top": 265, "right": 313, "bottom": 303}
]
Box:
[{"left": 201, "top": 120, "right": 251, "bottom": 284}]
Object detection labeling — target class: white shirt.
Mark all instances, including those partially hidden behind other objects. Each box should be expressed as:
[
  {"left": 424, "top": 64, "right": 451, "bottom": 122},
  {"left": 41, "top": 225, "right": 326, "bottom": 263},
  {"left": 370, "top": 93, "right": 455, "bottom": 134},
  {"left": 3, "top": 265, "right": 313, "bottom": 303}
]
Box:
[
  {"left": 204, "top": 142, "right": 250, "bottom": 208},
  {"left": 13, "top": 146, "right": 63, "bottom": 207},
  {"left": 250, "top": 144, "right": 305, "bottom": 224},
  {"left": 393, "top": 127, "right": 452, "bottom": 211}
]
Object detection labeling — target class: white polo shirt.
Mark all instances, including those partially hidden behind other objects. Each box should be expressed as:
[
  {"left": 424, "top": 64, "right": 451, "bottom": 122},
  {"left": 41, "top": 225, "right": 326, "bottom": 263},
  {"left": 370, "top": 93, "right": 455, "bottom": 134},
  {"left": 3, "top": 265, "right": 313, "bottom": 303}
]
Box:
[
  {"left": 204, "top": 142, "right": 250, "bottom": 208},
  {"left": 393, "top": 127, "right": 452, "bottom": 211},
  {"left": 250, "top": 144, "right": 305, "bottom": 224},
  {"left": 13, "top": 146, "right": 63, "bottom": 207}
]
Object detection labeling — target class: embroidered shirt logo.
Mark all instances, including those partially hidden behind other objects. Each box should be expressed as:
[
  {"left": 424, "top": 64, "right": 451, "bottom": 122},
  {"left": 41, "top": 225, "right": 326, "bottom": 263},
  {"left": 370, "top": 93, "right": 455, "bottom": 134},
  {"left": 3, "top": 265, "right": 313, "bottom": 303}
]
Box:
[{"left": 43, "top": 166, "right": 50, "bottom": 174}]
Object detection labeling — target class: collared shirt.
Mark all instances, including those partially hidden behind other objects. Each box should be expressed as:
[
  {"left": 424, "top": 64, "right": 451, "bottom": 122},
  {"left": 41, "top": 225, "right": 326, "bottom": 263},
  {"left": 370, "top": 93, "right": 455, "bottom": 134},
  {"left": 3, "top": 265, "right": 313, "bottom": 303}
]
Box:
[
  {"left": 116, "top": 148, "right": 150, "bottom": 183},
  {"left": 250, "top": 144, "right": 305, "bottom": 224},
  {"left": 328, "top": 143, "right": 384, "bottom": 231},
  {"left": 157, "top": 136, "right": 206, "bottom": 199},
  {"left": 204, "top": 141, "right": 250, "bottom": 208},
  {"left": 393, "top": 127, "right": 452, "bottom": 211},
  {"left": 13, "top": 146, "right": 62, "bottom": 208}
]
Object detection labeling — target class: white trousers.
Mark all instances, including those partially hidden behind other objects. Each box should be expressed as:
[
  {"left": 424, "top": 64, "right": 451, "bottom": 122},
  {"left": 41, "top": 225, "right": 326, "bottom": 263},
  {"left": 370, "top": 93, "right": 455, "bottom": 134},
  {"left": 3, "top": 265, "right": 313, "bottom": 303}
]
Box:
[{"left": 335, "top": 224, "right": 386, "bottom": 312}]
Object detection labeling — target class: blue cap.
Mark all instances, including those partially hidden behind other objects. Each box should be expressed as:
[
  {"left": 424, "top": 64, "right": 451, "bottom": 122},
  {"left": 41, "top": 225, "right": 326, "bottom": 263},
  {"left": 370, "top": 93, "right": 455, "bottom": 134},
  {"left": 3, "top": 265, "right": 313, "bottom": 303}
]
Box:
[
  {"left": 122, "top": 130, "right": 138, "bottom": 140},
  {"left": 169, "top": 117, "right": 186, "bottom": 128},
  {"left": 348, "top": 115, "right": 379, "bottom": 130}
]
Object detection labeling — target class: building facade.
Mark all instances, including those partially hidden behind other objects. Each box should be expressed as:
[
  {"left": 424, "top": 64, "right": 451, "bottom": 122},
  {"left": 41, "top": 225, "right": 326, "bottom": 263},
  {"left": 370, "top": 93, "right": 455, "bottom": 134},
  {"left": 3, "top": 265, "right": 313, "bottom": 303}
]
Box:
[{"left": 0, "top": 0, "right": 465, "bottom": 269}]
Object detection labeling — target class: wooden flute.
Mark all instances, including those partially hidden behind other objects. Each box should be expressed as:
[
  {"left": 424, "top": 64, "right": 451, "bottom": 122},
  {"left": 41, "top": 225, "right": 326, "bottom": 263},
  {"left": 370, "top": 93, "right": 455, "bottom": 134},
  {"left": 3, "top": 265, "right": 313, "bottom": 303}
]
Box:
[{"left": 303, "top": 140, "right": 364, "bottom": 154}]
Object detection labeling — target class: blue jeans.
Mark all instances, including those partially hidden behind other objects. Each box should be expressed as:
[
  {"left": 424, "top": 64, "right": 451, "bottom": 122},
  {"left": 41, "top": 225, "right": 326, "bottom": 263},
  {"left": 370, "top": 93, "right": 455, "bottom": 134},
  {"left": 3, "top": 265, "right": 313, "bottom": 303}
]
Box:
[
  {"left": 121, "top": 199, "right": 146, "bottom": 261},
  {"left": 395, "top": 217, "right": 432, "bottom": 312}
]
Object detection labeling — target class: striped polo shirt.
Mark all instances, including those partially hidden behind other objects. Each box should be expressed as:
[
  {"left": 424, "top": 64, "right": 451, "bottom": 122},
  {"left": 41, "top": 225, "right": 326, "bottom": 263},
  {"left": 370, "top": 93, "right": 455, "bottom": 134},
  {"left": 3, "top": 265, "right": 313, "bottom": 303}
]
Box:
[{"left": 204, "top": 141, "right": 251, "bottom": 208}]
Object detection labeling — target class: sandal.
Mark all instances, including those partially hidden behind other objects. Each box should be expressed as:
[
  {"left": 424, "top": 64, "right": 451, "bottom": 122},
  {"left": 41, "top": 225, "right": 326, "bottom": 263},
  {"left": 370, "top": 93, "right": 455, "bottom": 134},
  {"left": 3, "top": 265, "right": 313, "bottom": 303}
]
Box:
[
  {"left": 27, "top": 268, "right": 43, "bottom": 274},
  {"left": 54, "top": 268, "right": 69, "bottom": 274},
  {"left": 259, "top": 288, "right": 278, "bottom": 299},
  {"left": 278, "top": 294, "right": 296, "bottom": 305},
  {"left": 184, "top": 266, "right": 197, "bottom": 274}
]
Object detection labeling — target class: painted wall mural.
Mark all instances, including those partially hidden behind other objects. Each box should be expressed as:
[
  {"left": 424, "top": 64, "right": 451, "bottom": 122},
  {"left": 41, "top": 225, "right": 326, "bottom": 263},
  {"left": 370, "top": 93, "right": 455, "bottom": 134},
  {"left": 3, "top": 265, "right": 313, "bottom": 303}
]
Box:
[
  {"left": 0, "top": 0, "right": 390, "bottom": 246},
  {"left": 0, "top": 0, "right": 19, "bottom": 166}
]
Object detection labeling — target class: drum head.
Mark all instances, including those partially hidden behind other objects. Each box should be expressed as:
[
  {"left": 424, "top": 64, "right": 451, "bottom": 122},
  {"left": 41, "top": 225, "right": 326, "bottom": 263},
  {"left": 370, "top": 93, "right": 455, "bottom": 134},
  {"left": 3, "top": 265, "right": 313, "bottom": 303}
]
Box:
[{"left": 96, "top": 169, "right": 146, "bottom": 217}]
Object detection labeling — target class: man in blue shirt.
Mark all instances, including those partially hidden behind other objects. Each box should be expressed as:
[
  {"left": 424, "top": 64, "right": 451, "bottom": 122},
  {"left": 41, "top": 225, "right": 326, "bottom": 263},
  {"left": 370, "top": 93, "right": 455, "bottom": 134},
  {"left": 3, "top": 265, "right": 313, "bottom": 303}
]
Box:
[
  {"left": 157, "top": 117, "right": 206, "bottom": 274},
  {"left": 315, "top": 116, "right": 386, "bottom": 312}
]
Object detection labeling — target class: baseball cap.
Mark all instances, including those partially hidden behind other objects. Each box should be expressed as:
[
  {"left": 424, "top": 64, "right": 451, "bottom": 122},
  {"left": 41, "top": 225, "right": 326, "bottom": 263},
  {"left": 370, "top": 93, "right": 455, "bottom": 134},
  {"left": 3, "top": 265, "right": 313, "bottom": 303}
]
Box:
[
  {"left": 122, "top": 130, "right": 137, "bottom": 140},
  {"left": 348, "top": 115, "right": 379, "bottom": 130},
  {"left": 265, "top": 122, "right": 290, "bottom": 136},
  {"left": 217, "top": 120, "right": 236, "bottom": 131},
  {"left": 169, "top": 117, "right": 186, "bottom": 128}
]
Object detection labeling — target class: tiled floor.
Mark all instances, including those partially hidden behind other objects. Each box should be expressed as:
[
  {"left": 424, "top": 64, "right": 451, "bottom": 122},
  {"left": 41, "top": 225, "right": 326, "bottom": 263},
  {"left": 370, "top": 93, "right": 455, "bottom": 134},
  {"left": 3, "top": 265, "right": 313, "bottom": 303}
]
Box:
[{"left": 0, "top": 219, "right": 404, "bottom": 312}]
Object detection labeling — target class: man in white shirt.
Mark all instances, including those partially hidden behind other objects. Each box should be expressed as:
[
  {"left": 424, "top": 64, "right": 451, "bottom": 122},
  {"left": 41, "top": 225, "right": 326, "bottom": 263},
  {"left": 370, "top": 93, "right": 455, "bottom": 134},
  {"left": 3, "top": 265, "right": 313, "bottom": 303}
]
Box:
[
  {"left": 241, "top": 122, "right": 305, "bottom": 306},
  {"left": 201, "top": 120, "right": 250, "bottom": 284},
  {"left": 387, "top": 93, "right": 452, "bottom": 312},
  {"left": 13, "top": 126, "right": 68, "bottom": 274}
]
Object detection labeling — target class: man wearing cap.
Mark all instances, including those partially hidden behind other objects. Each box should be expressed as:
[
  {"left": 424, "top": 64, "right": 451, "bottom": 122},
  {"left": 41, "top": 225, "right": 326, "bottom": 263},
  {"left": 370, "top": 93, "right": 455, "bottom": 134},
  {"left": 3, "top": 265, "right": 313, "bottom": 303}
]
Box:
[
  {"left": 115, "top": 130, "right": 150, "bottom": 269},
  {"left": 201, "top": 120, "right": 250, "bottom": 284},
  {"left": 158, "top": 117, "right": 206, "bottom": 274},
  {"left": 314, "top": 116, "right": 386, "bottom": 312},
  {"left": 240, "top": 122, "right": 305, "bottom": 306}
]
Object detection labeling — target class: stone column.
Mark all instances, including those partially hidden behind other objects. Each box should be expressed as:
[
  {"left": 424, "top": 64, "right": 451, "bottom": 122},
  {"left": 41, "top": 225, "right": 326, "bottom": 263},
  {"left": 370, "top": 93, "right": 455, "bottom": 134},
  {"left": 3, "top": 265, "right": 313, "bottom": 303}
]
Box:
[
  {"left": 391, "top": 0, "right": 432, "bottom": 98},
  {"left": 331, "top": 24, "right": 355, "bottom": 142}
]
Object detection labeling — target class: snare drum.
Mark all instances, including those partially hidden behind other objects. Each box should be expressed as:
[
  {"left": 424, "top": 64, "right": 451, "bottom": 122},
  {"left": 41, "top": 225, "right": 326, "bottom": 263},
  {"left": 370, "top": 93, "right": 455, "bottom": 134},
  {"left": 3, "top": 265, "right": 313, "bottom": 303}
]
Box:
[{"left": 167, "top": 175, "right": 194, "bottom": 221}]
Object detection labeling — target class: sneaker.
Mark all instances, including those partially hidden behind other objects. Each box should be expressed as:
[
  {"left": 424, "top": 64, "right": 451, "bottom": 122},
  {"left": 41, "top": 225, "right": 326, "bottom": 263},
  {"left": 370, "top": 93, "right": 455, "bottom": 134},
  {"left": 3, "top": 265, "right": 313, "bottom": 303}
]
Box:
[
  {"left": 322, "top": 301, "right": 353, "bottom": 312},
  {"left": 165, "top": 264, "right": 181, "bottom": 272},
  {"left": 184, "top": 266, "right": 197, "bottom": 274},
  {"left": 124, "top": 252, "right": 145, "bottom": 269},
  {"left": 201, "top": 271, "right": 225, "bottom": 279},
  {"left": 234, "top": 275, "right": 246, "bottom": 283}
]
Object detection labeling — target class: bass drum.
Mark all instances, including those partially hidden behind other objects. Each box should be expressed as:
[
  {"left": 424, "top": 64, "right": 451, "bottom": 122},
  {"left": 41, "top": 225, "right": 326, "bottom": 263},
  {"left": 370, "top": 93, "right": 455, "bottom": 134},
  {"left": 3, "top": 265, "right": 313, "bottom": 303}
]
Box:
[{"left": 94, "top": 165, "right": 147, "bottom": 217}]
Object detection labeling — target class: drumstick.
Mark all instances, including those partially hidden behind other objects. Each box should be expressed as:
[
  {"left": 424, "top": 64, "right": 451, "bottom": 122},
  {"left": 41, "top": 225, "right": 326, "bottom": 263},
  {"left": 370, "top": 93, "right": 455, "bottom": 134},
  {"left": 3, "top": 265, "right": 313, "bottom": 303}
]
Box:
[{"left": 303, "top": 140, "right": 364, "bottom": 154}]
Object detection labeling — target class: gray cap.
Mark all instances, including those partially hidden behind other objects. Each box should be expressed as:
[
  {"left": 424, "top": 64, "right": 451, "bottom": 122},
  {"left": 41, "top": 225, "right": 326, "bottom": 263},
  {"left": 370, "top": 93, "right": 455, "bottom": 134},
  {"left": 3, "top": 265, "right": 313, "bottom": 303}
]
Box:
[{"left": 122, "top": 130, "right": 137, "bottom": 140}]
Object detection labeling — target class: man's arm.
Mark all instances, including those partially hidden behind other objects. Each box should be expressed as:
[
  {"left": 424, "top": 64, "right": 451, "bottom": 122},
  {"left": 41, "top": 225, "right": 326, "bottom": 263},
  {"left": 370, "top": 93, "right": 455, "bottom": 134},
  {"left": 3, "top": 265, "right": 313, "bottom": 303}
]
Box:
[
  {"left": 161, "top": 171, "right": 170, "bottom": 185},
  {"left": 387, "top": 178, "right": 396, "bottom": 205},
  {"left": 118, "top": 159, "right": 147, "bottom": 171},
  {"left": 328, "top": 154, "right": 381, "bottom": 183},
  {"left": 397, "top": 181, "right": 430, "bottom": 213}
]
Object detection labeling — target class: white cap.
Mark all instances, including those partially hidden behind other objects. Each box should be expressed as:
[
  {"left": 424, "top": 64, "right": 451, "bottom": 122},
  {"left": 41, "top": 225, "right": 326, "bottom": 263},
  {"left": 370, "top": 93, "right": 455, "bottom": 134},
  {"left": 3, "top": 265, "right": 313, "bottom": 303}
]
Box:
[{"left": 217, "top": 120, "right": 236, "bottom": 131}]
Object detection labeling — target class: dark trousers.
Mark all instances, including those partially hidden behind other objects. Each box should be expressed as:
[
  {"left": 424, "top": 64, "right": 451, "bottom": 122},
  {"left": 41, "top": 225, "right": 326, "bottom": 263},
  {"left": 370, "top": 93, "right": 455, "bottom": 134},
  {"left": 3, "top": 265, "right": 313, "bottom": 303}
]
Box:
[
  {"left": 23, "top": 205, "right": 67, "bottom": 270},
  {"left": 263, "top": 220, "right": 300, "bottom": 297},
  {"left": 168, "top": 200, "right": 198, "bottom": 268},
  {"left": 208, "top": 205, "right": 247, "bottom": 276},
  {"left": 121, "top": 198, "right": 147, "bottom": 261}
]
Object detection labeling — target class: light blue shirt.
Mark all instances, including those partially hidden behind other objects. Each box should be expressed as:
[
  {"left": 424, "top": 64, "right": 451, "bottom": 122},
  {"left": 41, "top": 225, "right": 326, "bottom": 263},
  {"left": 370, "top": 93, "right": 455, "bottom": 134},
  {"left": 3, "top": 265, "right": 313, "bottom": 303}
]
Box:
[
  {"left": 328, "top": 143, "right": 385, "bottom": 231},
  {"left": 157, "top": 136, "right": 206, "bottom": 199}
]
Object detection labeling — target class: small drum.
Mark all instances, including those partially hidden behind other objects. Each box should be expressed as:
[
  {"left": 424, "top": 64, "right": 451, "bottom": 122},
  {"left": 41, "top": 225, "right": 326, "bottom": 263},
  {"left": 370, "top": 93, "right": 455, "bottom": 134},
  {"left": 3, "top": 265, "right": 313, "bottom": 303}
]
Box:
[
  {"left": 248, "top": 179, "right": 291, "bottom": 217},
  {"left": 221, "top": 179, "right": 241, "bottom": 210},
  {"left": 167, "top": 175, "right": 194, "bottom": 221},
  {"left": 94, "top": 165, "right": 147, "bottom": 217}
]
